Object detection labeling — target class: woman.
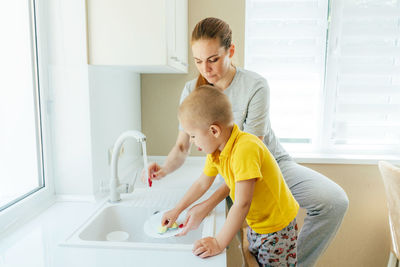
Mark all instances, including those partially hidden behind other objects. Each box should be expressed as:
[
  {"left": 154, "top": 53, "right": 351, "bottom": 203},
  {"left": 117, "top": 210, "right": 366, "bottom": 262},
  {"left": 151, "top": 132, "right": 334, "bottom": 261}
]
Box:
[{"left": 147, "top": 17, "right": 348, "bottom": 267}]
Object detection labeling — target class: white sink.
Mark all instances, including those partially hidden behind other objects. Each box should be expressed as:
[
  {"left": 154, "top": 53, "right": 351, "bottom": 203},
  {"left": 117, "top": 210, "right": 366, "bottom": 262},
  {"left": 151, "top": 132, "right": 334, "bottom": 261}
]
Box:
[{"left": 61, "top": 189, "right": 215, "bottom": 250}]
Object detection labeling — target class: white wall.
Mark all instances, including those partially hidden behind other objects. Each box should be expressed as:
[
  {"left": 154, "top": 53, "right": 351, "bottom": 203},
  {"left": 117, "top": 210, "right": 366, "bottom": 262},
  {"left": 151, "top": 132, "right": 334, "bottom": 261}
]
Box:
[
  {"left": 46, "top": 0, "right": 93, "bottom": 196},
  {"left": 88, "top": 67, "right": 141, "bottom": 196},
  {"left": 46, "top": 0, "right": 142, "bottom": 198}
]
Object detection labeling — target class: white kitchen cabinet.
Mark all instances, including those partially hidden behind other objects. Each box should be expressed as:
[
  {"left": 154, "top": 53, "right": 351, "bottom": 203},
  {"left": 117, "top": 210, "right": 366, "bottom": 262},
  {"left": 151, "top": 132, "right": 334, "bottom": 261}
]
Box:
[{"left": 86, "top": 0, "right": 188, "bottom": 73}]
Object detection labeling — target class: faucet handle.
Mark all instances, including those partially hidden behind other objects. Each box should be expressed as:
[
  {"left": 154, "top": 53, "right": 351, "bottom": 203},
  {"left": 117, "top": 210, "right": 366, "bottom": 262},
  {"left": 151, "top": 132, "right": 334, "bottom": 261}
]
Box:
[{"left": 117, "top": 183, "right": 134, "bottom": 194}]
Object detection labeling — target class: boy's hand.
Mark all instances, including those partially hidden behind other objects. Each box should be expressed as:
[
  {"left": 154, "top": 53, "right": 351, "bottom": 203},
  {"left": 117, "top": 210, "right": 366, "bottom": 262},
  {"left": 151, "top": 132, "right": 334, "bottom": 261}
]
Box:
[
  {"left": 192, "top": 237, "right": 223, "bottom": 258},
  {"left": 176, "top": 202, "right": 209, "bottom": 236},
  {"left": 161, "top": 208, "right": 180, "bottom": 228}
]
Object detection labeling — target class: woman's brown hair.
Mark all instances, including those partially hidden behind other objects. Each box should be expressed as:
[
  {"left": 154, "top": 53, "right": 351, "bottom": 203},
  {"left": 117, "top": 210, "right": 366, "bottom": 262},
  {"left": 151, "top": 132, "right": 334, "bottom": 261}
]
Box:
[{"left": 191, "top": 17, "right": 232, "bottom": 88}]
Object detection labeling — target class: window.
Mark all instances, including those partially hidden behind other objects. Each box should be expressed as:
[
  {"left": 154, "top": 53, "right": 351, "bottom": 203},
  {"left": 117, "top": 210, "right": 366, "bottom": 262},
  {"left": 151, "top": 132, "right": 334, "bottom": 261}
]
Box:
[
  {"left": 245, "top": 0, "right": 400, "bottom": 157},
  {"left": 0, "top": 0, "right": 44, "bottom": 211}
]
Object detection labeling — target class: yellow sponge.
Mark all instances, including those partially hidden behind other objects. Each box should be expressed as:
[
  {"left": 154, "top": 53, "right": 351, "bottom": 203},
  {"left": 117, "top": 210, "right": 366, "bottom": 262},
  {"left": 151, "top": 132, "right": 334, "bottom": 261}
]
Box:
[
  {"left": 158, "top": 225, "right": 167, "bottom": 234},
  {"left": 157, "top": 222, "right": 179, "bottom": 234}
]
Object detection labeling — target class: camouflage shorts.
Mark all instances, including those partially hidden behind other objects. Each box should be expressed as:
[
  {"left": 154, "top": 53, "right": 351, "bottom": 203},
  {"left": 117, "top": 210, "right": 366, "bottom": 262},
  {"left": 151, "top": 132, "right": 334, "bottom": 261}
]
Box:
[{"left": 247, "top": 218, "right": 298, "bottom": 267}]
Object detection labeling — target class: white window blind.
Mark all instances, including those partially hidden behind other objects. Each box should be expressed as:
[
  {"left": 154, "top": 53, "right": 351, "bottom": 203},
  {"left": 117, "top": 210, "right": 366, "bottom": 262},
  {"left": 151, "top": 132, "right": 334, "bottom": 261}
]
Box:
[
  {"left": 245, "top": 0, "right": 400, "bottom": 156},
  {"left": 245, "top": 0, "right": 329, "bottom": 146},
  {"left": 324, "top": 0, "right": 400, "bottom": 154}
]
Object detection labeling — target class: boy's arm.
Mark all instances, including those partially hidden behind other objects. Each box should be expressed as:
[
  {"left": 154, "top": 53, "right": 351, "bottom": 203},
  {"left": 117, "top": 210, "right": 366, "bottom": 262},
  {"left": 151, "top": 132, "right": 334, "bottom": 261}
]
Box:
[
  {"left": 163, "top": 172, "right": 216, "bottom": 227},
  {"left": 178, "top": 183, "right": 230, "bottom": 236},
  {"left": 193, "top": 178, "right": 256, "bottom": 258}
]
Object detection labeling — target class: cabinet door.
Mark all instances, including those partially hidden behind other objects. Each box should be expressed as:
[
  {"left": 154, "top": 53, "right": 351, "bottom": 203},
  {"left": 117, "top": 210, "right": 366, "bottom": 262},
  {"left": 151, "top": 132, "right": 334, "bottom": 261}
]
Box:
[
  {"left": 175, "top": 0, "right": 188, "bottom": 67},
  {"left": 166, "top": 0, "right": 188, "bottom": 72},
  {"left": 87, "top": 0, "right": 167, "bottom": 66},
  {"left": 166, "top": 0, "right": 176, "bottom": 62},
  {"left": 87, "top": 0, "right": 187, "bottom": 73}
]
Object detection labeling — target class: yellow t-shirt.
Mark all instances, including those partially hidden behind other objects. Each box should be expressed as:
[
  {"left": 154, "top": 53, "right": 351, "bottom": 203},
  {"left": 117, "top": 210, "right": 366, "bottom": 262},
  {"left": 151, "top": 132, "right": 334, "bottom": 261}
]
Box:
[{"left": 204, "top": 124, "right": 299, "bottom": 234}]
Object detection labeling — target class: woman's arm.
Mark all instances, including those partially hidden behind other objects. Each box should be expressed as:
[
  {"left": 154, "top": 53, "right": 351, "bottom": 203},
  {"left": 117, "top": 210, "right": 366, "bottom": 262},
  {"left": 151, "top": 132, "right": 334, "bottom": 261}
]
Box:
[
  {"left": 147, "top": 130, "right": 191, "bottom": 180},
  {"left": 147, "top": 82, "right": 195, "bottom": 181},
  {"left": 161, "top": 131, "right": 191, "bottom": 174},
  {"left": 242, "top": 78, "right": 269, "bottom": 138}
]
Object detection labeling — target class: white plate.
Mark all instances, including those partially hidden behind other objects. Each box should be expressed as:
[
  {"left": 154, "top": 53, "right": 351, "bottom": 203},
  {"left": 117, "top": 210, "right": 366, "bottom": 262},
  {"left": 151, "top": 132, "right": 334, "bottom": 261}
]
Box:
[{"left": 143, "top": 210, "right": 185, "bottom": 238}]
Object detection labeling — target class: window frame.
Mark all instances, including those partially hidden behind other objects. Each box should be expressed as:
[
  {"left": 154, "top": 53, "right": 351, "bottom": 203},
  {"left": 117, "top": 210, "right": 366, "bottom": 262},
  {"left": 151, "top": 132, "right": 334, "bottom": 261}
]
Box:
[
  {"left": 244, "top": 0, "right": 400, "bottom": 164},
  {"left": 0, "top": 0, "right": 55, "bottom": 235}
]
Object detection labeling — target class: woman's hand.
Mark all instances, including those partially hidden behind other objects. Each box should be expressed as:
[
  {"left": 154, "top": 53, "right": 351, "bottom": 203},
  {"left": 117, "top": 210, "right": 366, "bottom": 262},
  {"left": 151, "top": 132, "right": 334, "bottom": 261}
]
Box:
[
  {"left": 192, "top": 237, "right": 223, "bottom": 258},
  {"left": 141, "top": 162, "right": 167, "bottom": 185},
  {"left": 161, "top": 208, "right": 180, "bottom": 228},
  {"left": 176, "top": 202, "right": 211, "bottom": 236}
]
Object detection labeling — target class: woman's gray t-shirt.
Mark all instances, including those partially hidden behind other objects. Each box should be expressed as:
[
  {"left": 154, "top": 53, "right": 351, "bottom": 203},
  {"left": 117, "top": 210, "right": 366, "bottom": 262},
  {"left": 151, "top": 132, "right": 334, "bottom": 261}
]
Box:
[{"left": 179, "top": 67, "right": 291, "bottom": 163}]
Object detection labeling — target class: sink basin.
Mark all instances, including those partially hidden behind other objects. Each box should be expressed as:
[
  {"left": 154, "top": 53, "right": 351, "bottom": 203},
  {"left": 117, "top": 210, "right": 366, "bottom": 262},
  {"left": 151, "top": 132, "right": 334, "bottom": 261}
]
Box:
[{"left": 61, "top": 189, "right": 215, "bottom": 250}]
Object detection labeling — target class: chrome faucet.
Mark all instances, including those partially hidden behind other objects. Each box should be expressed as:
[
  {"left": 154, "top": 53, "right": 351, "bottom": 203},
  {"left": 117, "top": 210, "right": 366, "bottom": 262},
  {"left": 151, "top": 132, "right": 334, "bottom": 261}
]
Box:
[{"left": 109, "top": 130, "right": 148, "bottom": 203}]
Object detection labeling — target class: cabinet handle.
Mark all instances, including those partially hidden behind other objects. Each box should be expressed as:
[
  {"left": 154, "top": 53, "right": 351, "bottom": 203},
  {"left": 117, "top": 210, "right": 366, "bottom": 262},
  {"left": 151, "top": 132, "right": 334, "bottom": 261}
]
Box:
[{"left": 170, "top": 56, "right": 178, "bottom": 61}]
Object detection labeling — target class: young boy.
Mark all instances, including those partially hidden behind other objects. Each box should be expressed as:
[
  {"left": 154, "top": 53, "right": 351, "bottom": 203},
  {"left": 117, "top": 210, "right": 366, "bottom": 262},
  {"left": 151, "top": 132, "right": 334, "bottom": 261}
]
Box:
[{"left": 162, "top": 85, "right": 299, "bottom": 266}]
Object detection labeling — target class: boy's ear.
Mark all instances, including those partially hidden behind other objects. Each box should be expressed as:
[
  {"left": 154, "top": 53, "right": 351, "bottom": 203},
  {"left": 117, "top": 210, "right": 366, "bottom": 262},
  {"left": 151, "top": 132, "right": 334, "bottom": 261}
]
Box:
[{"left": 209, "top": 124, "right": 221, "bottom": 138}]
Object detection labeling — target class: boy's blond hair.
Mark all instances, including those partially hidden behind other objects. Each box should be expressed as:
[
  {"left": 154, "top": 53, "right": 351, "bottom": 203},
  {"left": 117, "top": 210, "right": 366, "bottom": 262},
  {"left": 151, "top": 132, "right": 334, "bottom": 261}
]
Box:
[{"left": 178, "top": 85, "right": 233, "bottom": 128}]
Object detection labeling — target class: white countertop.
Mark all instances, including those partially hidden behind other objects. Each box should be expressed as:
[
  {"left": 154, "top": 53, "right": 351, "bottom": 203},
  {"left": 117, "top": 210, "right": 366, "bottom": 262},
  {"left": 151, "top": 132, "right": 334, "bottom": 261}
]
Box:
[{"left": 0, "top": 158, "right": 227, "bottom": 267}]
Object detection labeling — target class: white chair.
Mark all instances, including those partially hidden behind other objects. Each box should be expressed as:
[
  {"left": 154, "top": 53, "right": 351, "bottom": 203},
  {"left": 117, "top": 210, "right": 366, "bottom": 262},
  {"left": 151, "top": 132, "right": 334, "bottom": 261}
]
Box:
[{"left": 379, "top": 161, "right": 400, "bottom": 267}]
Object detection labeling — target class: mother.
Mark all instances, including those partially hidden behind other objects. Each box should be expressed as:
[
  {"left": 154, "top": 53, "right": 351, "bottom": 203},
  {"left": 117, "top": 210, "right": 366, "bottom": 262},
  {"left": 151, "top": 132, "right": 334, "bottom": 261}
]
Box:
[{"left": 147, "top": 17, "right": 348, "bottom": 267}]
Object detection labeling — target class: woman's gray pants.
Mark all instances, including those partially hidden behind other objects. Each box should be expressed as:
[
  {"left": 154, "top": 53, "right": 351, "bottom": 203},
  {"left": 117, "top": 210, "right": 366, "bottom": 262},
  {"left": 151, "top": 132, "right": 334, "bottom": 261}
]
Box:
[{"left": 278, "top": 160, "right": 349, "bottom": 267}]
